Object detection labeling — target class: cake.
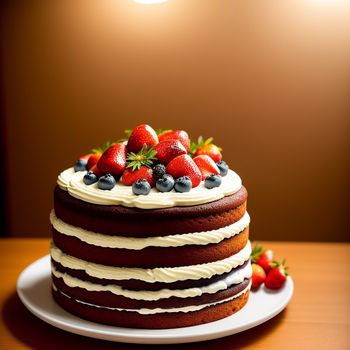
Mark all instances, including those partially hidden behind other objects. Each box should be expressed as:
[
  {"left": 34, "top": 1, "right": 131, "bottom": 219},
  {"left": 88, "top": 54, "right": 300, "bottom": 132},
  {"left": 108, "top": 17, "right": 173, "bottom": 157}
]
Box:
[{"left": 50, "top": 125, "right": 252, "bottom": 329}]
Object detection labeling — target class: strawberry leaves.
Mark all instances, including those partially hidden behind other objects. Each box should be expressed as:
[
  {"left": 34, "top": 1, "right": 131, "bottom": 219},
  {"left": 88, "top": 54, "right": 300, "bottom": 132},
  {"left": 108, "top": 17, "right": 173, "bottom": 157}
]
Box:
[{"left": 126, "top": 145, "right": 157, "bottom": 171}]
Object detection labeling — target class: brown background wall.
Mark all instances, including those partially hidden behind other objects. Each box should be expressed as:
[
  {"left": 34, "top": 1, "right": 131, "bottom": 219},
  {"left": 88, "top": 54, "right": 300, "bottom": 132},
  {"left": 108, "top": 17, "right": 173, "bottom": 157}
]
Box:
[{"left": 1, "top": 0, "right": 350, "bottom": 241}]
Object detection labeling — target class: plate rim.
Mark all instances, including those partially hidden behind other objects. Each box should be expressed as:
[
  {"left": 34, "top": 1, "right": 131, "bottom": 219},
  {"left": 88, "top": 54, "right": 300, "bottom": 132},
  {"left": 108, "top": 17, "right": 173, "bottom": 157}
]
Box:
[{"left": 16, "top": 255, "right": 294, "bottom": 344}]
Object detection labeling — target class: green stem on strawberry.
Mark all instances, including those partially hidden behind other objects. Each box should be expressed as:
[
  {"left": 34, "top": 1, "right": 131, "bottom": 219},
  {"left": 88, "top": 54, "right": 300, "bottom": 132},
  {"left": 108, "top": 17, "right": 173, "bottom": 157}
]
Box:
[
  {"left": 91, "top": 141, "right": 116, "bottom": 155},
  {"left": 126, "top": 145, "right": 157, "bottom": 171},
  {"left": 251, "top": 243, "right": 263, "bottom": 263},
  {"left": 117, "top": 129, "right": 133, "bottom": 143},
  {"left": 156, "top": 128, "right": 172, "bottom": 135}
]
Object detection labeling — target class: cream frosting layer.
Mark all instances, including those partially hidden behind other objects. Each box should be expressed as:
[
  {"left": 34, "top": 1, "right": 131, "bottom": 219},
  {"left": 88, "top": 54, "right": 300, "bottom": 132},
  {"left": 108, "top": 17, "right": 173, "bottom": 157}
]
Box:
[
  {"left": 57, "top": 167, "right": 242, "bottom": 209},
  {"left": 50, "top": 210, "right": 250, "bottom": 249},
  {"left": 53, "top": 281, "right": 251, "bottom": 314},
  {"left": 50, "top": 240, "right": 251, "bottom": 283},
  {"left": 51, "top": 262, "right": 252, "bottom": 300}
]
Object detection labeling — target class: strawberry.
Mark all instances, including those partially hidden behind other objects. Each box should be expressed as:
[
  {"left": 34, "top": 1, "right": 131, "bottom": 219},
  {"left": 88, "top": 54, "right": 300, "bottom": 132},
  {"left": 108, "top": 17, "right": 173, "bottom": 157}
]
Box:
[
  {"left": 256, "top": 249, "right": 274, "bottom": 273},
  {"left": 195, "top": 144, "right": 222, "bottom": 163},
  {"left": 265, "top": 261, "right": 289, "bottom": 290},
  {"left": 79, "top": 153, "right": 92, "bottom": 161},
  {"left": 158, "top": 130, "right": 190, "bottom": 152},
  {"left": 251, "top": 263, "right": 266, "bottom": 289},
  {"left": 193, "top": 155, "right": 220, "bottom": 180},
  {"left": 190, "top": 136, "right": 222, "bottom": 162},
  {"left": 97, "top": 143, "right": 127, "bottom": 177},
  {"left": 87, "top": 154, "right": 100, "bottom": 170},
  {"left": 127, "top": 124, "right": 158, "bottom": 153},
  {"left": 166, "top": 154, "right": 202, "bottom": 188},
  {"left": 154, "top": 140, "right": 187, "bottom": 165},
  {"left": 251, "top": 243, "right": 274, "bottom": 273},
  {"left": 122, "top": 166, "right": 155, "bottom": 187},
  {"left": 90, "top": 164, "right": 103, "bottom": 177}
]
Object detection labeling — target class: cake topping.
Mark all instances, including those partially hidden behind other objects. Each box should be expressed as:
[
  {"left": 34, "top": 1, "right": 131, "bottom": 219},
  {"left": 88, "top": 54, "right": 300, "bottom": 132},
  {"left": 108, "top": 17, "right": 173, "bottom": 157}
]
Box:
[
  {"left": 152, "top": 164, "right": 166, "bottom": 180},
  {"left": 126, "top": 124, "right": 158, "bottom": 153},
  {"left": 204, "top": 174, "right": 222, "bottom": 189},
  {"left": 190, "top": 136, "right": 222, "bottom": 162},
  {"left": 153, "top": 139, "right": 187, "bottom": 165},
  {"left": 122, "top": 166, "right": 155, "bottom": 187},
  {"left": 132, "top": 179, "right": 151, "bottom": 196},
  {"left": 70, "top": 124, "right": 233, "bottom": 196},
  {"left": 83, "top": 171, "right": 98, "bottom": 185},
  {"left": 216, "top": 160, "right": 229, "bottom": 177},
  {"left": 174, "top": 176, "right": 192, "bottom": 193},
  {"left": 97, "top": 143, "right": 127, "bottom": 177},
  {"left": 156, "top": 174, "right": 175, "bottom": 192},
  {"left": 74, "top": 158, "right": 88, "bottom": 172},
  {"left": 166, "top": 154, "right": 202, "bottom": 188},
  {"left": 193, "top": 154, "right": 220, "bottom": 180},
  {"left": 97, "top": 173, "right": 116, "bottom": 190},
  {"left": 158, "top": 129, "right": 190, "bottom": 152}
]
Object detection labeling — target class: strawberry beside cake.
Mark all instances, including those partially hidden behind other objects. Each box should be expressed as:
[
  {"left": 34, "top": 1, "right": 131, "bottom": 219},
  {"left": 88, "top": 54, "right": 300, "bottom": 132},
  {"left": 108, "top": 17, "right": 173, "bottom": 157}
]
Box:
[{"left": 50, "top": 124, "right": 252, "bottom": 329}]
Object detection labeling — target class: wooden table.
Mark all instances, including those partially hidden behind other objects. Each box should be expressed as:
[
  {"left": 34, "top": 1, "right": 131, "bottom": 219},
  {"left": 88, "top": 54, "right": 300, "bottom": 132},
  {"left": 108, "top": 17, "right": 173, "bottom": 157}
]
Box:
[{"left": 0, "top": 239, "right": 349, "bottom": 349}]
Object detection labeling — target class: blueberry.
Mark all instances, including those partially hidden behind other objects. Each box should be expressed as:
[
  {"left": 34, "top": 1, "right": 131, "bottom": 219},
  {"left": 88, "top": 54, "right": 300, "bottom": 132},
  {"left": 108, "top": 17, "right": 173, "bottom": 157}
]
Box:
[
  {"left": 152, "top": 164, "right": 166, "bottom": 180},
  {"left": 83, "top": 171, "right": 98, "bottom": 185},
  {"left": 98, "top": 174, "right": 116, "bottom": 190},
  {"left": 74, "top": 159, "right": 87, "bottom": 172},
  {"left": 132, "top": 179, "right": 151, "bottom": 195},
  {"left": 205, "top": 174, "right": 222, "bottom": 189},
  {"left": 156, "top": 174, "right": 175, "bottom": 192},
  {"left": 174, "top": 176, "right": 192, "bottom": 193},
  {"left": 216, "top": 160, "right": 228, "bottom": 176}
]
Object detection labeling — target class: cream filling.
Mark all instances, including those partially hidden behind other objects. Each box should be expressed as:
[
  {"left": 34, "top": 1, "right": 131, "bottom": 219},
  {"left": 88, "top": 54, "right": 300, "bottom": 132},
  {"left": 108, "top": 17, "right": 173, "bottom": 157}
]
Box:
[
  {"left": 50, "top": 240, "right": 251, "bottom": 283},
  {"left": 57, "top": 167, "right": 242, "bottom": 209},
  {"left": 50, "top": 210, "right": 250, "bottom": 249},
  {"left": 53, "top": 281, "right": 251, "bottom": 315},
  {"left": 51, "top": 262, "right": 252, "bottom": 300}
]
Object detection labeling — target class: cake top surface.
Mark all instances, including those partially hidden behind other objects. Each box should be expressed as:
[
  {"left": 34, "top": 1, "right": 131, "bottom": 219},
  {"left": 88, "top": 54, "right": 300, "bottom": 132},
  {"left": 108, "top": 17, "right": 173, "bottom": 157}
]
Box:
[{"left": 58, "top": 124, "right": 243, "bottom": 209}]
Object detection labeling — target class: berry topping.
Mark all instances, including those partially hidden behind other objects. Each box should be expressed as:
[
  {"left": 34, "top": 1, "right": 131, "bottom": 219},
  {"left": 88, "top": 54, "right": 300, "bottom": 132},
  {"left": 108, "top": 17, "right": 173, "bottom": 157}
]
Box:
[
  {"left": 132, "top": 179, "right": 151, "bottom": 195},
  {"left": 97, "top": 174, "right": 116, "bottom": 190},
  {"left": 251, "top": 243, "right": 274, "bottom": 273},
  {"left": 174, "top": 176, "right": 192, "bottom": 193},
  {"left": 252, "top": 263, "right": 266, "bottom": 289},
  {"left": 152, "top": 164, "right": 166, "bottom": 180},
  {"left": 166, "top": 154, "right": 202, "bottom": 188},
  {"left": 127, "top": 124, "right": 158, "bottom": 153},
  {"left": 122, "top": 166, "right": 155, "bottom": 187},
  {"left": 156, "top": 174, "right": 175, "bottom": 192},
  {"left": 90, "top": 164, "right": 102, "bottom": 177},
  {"left": 74, "top": 158, "right": 88, "bottom": 172},
  {"left": 97, "top": 143, "right": 127, "bottom": 177},
  {"left": 126, "top": 145, "right": 157, "bottom": 171},
  {"left": 154, "top": 139, "right": 187, "bottom": 165},
  {"left": 83, "top": 171, "right": 98, "bottom": 185},
  {"left": 193, "top": 154, "right": 220, "bottom": 180},
  {"left": 265, "top": 261, "right": 289, "bottom": 290},
  {"left": 87, "top": 154, "right": 100, "bottom": 170},
  {"left": 216, "top": 160, "right": 229, "bottom": 177},
  {"left": 204, "top": 174, "right": 222, "bottom": 189},
  {"left": 191, "top": 136, "right": 222, "bottom": 163},
  {"left": 158, "top": 130, "right": 190, "bottom": 152}
]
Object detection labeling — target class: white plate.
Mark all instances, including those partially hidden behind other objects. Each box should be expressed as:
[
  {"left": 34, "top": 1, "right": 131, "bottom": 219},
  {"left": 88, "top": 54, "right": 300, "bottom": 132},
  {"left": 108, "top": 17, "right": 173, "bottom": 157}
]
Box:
[{"left": 17, "top": 255, "right": 293, "bottom": 344}]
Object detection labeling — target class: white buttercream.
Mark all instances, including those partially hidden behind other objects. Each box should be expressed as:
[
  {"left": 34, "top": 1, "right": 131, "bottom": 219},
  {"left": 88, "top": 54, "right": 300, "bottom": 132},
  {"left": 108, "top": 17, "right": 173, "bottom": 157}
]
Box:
[
  {"left": 50, "top": 240, "right": 251, "bottom": 283},
  {"left": 52, "top": 281, "right": 251, "bottom": 314},
  {"left": 57, "top": 167, "right": 242, "bottom": 209},
  {"left": 50, "top": 210, "right": 250, "bottom": 249},
  {"left": 51, "top": 262, "right": 252, "bottom": 300}
]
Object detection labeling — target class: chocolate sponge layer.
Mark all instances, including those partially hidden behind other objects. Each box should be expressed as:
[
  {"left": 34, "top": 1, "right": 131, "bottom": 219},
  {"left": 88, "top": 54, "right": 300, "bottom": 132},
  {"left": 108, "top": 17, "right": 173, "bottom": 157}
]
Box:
[
  {"left": 54, "top": 186, "right": 248, "bottom": 237},
  {"left": 52, "top": 226, "right": 249, "bottom": 268},
  {"left": 52, "top": 286, "right": 250, "bottom": 329}
]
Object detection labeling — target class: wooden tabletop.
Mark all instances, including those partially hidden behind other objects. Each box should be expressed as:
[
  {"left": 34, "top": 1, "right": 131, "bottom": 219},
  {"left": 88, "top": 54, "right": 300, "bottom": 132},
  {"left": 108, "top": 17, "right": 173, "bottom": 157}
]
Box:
[{"left": 0, "top": 238, "right": 349, "bottom": 349}]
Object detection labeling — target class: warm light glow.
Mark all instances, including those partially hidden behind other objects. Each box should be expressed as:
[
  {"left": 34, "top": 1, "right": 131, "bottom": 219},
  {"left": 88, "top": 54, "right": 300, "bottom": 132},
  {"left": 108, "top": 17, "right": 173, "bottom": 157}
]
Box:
[{"left": 133, "top": 0, "right": 168, "bottom": 4}]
